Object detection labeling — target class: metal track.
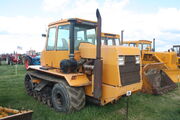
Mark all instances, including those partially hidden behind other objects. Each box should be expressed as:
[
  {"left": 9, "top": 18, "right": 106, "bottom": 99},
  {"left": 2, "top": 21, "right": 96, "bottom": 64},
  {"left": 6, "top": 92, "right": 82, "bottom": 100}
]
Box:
[{"left": 25, "top": 70, "right": 64, "bottom": 108}]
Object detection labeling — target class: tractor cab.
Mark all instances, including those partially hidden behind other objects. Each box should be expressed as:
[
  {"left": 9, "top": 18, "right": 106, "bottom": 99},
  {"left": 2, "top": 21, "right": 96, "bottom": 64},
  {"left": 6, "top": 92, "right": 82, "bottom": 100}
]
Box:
[
  {"left": 101, "top": 33, "right": 120, "bottom": 46},
  {"left": 123, "top": 40, "right": 152, "bottom": 51},
  {"left": 41, "top": 18, "right": 97, "bottom": 68},
  {"left": 173, "top": 45, "right": 180, "bottom": 57},
  {"left": 172, "top": 45, "right": 180, "bottom": 67}
]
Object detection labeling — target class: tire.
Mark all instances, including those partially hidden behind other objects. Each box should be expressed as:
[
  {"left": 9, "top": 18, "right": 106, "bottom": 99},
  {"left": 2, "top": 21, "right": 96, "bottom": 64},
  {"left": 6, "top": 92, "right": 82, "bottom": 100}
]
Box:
[
  {"left": 51, "top": 81, "right": 85, "bottom": 113},
  {"left": 24, "top": 74, "right": 34, "bottom": 96}
]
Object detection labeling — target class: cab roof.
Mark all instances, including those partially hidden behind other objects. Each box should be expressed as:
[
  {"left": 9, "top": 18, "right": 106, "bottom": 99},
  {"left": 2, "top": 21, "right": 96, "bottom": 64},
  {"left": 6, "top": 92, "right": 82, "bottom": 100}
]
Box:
[
  {"left": 173, "top": 45, "right": 180, "bottom": 47},
  {"left": 48, "top": 18, "right": 97, "bottom": 27},
  {"left": 101, "top": 33, "right": 120, "bottom": 39},
  {"left": 123, "top": 40, "right": 152, "bottom": 44}
]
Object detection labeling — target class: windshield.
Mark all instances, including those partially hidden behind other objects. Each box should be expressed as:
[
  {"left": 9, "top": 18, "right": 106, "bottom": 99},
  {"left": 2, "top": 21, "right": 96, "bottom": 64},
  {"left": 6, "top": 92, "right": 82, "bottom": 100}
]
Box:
[
  {"left": 129, "top": 43, "right": 136, "bottom": 47},
  {"left": 115, "top": 39, "right": 120, "bottom": 46},
  {"left": 57, "top": 25, "right": 70, "bottom": 50},
  {"left": 173, "top": 46, "right": 180, "bottom": 54},
  {"left": 142, "top": 44, "right": 151, "bottom": 50},
  {"left": 74, "top": 25, "right": 96, "bottom": 50},
  {"left": 101, "top": 37, "right": 119, "bottom": 46},
  {"left": 107, "top": 39, "right": 113, "bottom": 45}
]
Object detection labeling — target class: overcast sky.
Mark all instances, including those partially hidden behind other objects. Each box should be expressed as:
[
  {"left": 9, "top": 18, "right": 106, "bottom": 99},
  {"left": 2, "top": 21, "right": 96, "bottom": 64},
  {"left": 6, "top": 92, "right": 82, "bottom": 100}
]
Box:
[{"left": 0, "top": 0, "right": 180, "bottom": 53}]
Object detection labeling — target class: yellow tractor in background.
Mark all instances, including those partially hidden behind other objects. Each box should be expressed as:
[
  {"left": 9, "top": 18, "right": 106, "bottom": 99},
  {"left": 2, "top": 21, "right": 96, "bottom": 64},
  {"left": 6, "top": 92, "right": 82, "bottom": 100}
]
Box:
[
  {"left": 101, "top": 33, "right": 120, "bottom": 46},
  {"left": 123, "top": 39, "right": 179, "bottom": 94},
  {"left": 24, "top": 9, "right": 142, "bottom": 113},
  {"left": 172, "top": 45, "right": 180, "bottom": 68}
]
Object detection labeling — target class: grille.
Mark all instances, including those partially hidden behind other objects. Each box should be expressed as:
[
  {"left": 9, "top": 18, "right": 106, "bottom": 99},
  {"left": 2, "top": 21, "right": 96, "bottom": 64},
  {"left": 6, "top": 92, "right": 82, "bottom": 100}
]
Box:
[{"left": 119, "top": 56, "right": 140, "bottom": 86}]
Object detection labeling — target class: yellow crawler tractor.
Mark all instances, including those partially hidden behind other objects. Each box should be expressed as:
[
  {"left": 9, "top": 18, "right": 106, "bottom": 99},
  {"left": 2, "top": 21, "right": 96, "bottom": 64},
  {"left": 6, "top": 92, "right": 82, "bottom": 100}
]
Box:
[
  {"left": 101, "top": 33, "right": 120, "bottom": 46},
  {"left": 172, "top": 45, "right": 180, "bottom": 68},
  {"left": 123, "top": 40, "right": 178, "bottom": 94},
  {"left": 24, "top": 9, "right": 142, "bottom": 112}
]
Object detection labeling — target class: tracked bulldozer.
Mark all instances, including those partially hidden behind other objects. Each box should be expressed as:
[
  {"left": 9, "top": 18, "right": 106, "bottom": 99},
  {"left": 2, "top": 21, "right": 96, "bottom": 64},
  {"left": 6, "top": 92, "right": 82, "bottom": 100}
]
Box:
[
  {"left": 123, "top": 40, "right": 178, "bottom": 95},
  {"left": 24, "top": 9, "right": 142, "bottom": 112}
]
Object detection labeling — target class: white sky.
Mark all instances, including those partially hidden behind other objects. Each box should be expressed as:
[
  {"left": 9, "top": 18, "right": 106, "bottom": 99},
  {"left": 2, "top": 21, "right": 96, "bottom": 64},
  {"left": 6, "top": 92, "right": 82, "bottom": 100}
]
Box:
[{"left": 0, "top": 0, "right": 180, "bottom": 53}]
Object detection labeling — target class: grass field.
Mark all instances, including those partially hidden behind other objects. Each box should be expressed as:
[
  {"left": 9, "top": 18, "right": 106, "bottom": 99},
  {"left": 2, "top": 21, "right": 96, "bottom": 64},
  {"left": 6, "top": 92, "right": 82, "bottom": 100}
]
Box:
[{"left": 0, "top": 64, "right": 180, "bottom": 120}]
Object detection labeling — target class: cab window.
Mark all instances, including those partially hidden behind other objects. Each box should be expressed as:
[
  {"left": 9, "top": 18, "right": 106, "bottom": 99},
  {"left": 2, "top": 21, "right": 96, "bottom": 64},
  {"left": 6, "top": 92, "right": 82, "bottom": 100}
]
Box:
[
  {"left": 115, "top": 39, "right": 120, "bottom": 46},
  {"left": 142, "top": 44, "right": 151, "bottom": 50},
  {"left": 138, "top": 43, "right": 142, "bottom": 50},
  {"left": 129, "top": 43, "right": 136, "bottom": 47},
  {"left": 107, "top": 39, "right": 113, "bottom": 45},
  {"left": 47, "top": 27, "right": 56, "bottom": 50},
  {"left": 74, "top": 25, "right": 96, "bottom": 50},
  {"left": 174, "top": 47, "right": 180, "bottom": 53},
  {"left": 123, "top": 43, "right": 129, "bottom": 47},
  {"left": 101, "top": 39, "right": 105, "bottom": 45},
  {"left": 57, "top": 25, "right": 70, "bottom": 50}
]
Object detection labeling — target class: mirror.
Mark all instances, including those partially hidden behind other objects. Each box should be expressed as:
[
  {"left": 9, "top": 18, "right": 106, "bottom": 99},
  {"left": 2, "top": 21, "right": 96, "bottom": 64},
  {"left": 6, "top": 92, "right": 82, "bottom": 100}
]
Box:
[{"left": 42, "top": 34, "right": 46, "bottom": 37}]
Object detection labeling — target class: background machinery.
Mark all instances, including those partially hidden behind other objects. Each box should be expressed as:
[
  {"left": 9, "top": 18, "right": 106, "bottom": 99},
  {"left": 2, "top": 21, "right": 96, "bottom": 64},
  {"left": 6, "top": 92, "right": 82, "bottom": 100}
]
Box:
[
  {"left": 101, "top": 33, "right": 120, "bottom": 46},
  {"left": 172, "top": 45, "right": 180, "bottom": 68},
  {"left": 24, "top": 50, "right": 40, "bottom": 69},
  {"left": 24, "top": 9, "right": 142, "bottom": 113},
  {"left": 123, "top": 40, "right": 178, "bottom": 94}
]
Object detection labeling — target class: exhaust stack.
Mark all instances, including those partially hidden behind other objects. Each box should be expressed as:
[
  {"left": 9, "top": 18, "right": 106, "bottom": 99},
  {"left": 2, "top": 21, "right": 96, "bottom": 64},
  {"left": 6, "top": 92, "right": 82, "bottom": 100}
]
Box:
[
  {"left": 121, "top": 30, "right": 124, "bottom": 45},
  {"left": 96, "top": 9, "right": 102, "bottom": 60},
  {"left": 153, "top": 38, "right": 155, "bottom": 52},
  {"left": 93, "top": 9, "right": 103, "bottom": 99}
]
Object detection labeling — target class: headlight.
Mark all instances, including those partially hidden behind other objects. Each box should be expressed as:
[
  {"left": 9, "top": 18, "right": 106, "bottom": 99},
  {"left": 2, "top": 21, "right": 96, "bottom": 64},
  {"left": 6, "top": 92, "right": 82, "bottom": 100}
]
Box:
[
  {"left": 118, "top": 56, "right": 125, "bottom": 66},
  {"left": 135, "top": 56, "right": 140, "bottom": 64}
]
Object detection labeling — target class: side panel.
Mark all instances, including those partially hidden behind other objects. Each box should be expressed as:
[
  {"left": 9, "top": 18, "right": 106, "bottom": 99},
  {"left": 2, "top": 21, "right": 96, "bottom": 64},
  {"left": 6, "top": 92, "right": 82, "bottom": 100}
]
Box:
[
  {"left": 41, "top": 50, "right": 56, "bottom": 67},
  {"left": 41, "top": 50, "right": 80, "bottom": 68},
  {"left": 85, "top": 82, "right": 142, "bottom": 105}
]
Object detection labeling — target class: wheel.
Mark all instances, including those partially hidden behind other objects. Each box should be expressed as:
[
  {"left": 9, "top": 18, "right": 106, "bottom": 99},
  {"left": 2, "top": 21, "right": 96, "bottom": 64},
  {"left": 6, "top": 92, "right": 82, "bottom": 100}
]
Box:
[
  {"left": 24, "top": 74, "right": 33, "bottom": 96},
  {"left": 51, "top": 81, "right": 85, "bottom": 113}
]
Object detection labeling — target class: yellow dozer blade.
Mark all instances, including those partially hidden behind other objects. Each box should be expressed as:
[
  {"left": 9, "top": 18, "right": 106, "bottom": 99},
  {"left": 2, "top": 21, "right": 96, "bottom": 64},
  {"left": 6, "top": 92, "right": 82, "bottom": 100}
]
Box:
[
  {"left": 164, "top": 69, "right": 180, "bottom": 83},
  {"left": 0, "top": 106, "right": 33, "bottom": 120},
  {"left": 142, "top": 63, "right": 177, "bottom": 95}
]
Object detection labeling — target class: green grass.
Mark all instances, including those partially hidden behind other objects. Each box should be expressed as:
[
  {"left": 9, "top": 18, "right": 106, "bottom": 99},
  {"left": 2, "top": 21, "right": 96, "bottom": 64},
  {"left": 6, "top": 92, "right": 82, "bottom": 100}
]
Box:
[{"left": 0, "top": 64, "right": 180, "bottom": 120}]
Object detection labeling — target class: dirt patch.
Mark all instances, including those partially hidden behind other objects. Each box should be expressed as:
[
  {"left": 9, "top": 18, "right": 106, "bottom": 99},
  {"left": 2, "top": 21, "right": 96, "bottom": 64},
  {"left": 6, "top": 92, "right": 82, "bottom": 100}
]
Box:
[{"left": 116, "top": 108, "right": 126, "bottom": 115}]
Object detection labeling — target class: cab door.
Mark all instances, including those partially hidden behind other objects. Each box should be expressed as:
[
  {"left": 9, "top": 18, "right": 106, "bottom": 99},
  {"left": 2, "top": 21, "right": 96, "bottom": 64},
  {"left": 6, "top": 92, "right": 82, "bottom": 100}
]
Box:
[
  {"left": 41, "top": 27, "right": 57, "bottom": 67},
  {"left": 54, "top": 25, "right": 70, "bottom": 68}
]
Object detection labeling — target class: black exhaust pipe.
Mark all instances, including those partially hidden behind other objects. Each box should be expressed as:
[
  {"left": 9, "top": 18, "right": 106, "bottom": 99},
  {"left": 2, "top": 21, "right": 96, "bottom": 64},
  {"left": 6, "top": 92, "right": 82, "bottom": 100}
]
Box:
[
  {"left": 69, "top": 20, "right": 75, "bottom": 60},
  {"left": 121, "top": 30, "right": 124, "bottom": 45},
  {"left": 96, "top": 9, "right": 102, "bottom": 60},
  {"left": 153, "top": 38, "right": 155, "bottom": 52},
  {"left": 93, "top": 9, "right": 103, "bottom": 99}
]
